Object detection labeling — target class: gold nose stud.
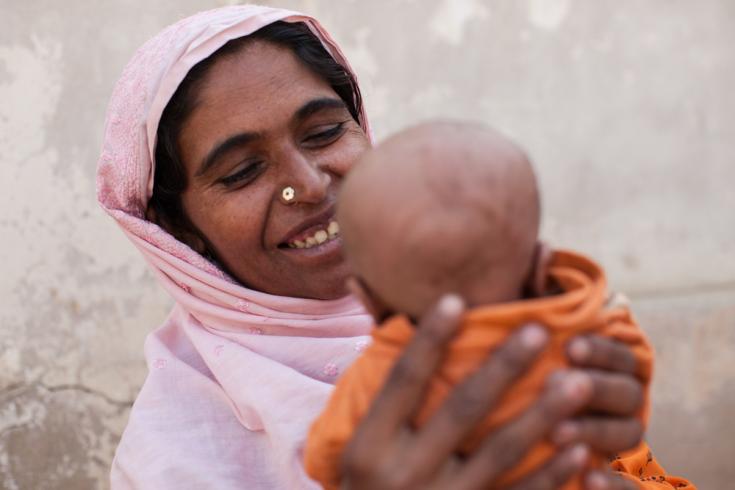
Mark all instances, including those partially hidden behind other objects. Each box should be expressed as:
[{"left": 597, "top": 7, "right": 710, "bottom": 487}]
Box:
[{"left": 282, "top": 186, "right": 296, "bottom": 203}]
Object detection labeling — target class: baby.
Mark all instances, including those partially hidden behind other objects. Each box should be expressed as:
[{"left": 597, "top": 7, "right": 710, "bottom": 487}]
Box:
[
  {"left": 339, "top": 121, "right": 543, "bottom": 318},
  {"left": 304, "top": 121, "right": 653, "bottom": 489}
]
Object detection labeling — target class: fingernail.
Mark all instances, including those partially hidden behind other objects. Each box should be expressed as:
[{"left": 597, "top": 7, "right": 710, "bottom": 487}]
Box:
[
  {"left": 553, "top": 421, "right": 579, "bottom": 445},
  {"left": 520, "top": 324, "right": 548, "bottom": 349},
  {"left": 439, "top": 294, "right": 464, "bottom": 315},
  {"left": 562, "top": 371, "right": 592, "bottom": 400},
  {"left": 568, "top": 444, "right": 589, "bottom": 466},
  {"left": 569, "top": 338, "right": 590, "bottom": 362},
  {"left": 585, "top": 471, "right": 609, "bottom": 490}
]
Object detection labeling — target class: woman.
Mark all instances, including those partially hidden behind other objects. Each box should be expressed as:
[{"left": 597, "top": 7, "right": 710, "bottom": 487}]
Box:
[{"left": 98, "top": 5, "right": 693, "bottom": 489}]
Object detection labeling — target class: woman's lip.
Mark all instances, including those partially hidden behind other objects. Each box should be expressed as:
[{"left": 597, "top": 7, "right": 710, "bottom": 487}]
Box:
[
  {"left": 278, "top": 235, "right": 344, "bottom": 261},
  {"left": 278, "top": 205, "right": 336, "bottom": 246}
]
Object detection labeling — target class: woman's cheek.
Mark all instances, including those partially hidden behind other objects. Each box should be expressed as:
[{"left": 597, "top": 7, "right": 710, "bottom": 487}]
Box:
[
  {"left": 188, "top": 188, "right": 248, "bottom": 247},
  {"left": 326, "top": 128, "right": 370, "bottom": 176},
  {"left": 223, "top": 187, "right": 270, "bottom": 242}
]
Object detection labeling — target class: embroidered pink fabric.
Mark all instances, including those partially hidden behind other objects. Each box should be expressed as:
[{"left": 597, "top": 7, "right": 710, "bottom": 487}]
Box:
[{"left": 97, "top": 6, "right": 373, "bottom": 489}]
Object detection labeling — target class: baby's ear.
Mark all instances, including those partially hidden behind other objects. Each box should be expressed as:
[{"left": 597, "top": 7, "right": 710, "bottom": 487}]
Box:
[
  {"left": 525, "top": 241, "right": 554, "bottom": 297},
  {"left": 347, "top": 277, "right": 393, "bottom": 324}
]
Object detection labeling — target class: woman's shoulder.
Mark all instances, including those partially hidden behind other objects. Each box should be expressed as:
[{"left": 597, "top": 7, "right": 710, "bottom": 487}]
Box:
[
  {"left": 110, "top": 315, "right": 267, "bottom": 488},
  {"left": 111, "top": 360, "right": 274, "bottom": 489}
]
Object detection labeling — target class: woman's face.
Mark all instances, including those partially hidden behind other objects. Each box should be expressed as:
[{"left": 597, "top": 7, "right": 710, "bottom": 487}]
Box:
[{"left": 176, "top": 40, "right": 370, "bottom": 300}]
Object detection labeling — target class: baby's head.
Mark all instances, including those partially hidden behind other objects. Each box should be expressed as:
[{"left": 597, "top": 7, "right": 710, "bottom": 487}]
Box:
[{"left": 337, "top": 121, "right": 542, "bottom": 321}]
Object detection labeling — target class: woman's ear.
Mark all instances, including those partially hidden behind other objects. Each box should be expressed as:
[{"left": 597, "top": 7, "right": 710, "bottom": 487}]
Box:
[
  {"left": 524, "top": 241, "right": 554, "bottom": 297},
  {"left": 346, "top": 277, "right": 393, "bottom": 323},
  {"left": 180, "top": 230, "right": 208, "bottom": 256},
  {"left": 145, "top": 204, "right": 160, "bottom": 226},
  {"left": 145, "top": 204, "right": 208, "bottom": 256}
]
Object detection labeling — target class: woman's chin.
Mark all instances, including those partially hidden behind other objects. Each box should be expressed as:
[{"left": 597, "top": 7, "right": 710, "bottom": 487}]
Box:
[
  {"left": 236, "top": 236, "right": 353, "bottom": 300},
  {"left": 288, "top": 237, "right": 351, "bottom": 300},
  {"left": 285, "top": 275, "right": 352, "bottom": 301}
]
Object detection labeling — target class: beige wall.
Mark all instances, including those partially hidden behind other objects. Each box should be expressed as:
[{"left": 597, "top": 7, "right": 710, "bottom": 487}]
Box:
[{"left": 1, "top": 0, "right": 732, "bottom": 488}]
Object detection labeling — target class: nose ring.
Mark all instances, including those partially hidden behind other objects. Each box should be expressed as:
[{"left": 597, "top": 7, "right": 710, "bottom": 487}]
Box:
[{"left": 282, "top": 186, "right": 296, "bottom": 203}]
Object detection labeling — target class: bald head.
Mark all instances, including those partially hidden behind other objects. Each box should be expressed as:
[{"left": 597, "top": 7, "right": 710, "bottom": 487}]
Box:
[{"left": 338, "top": 121, "right": 540, "bottom": 319}]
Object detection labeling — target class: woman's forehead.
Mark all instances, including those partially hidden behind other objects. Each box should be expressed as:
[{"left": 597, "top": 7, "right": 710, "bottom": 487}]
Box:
[
  {"left": 178, "top": 41, "right": 344, "bottom": 173},
  {"left": 191, "top": 41, "right": 336, "bottom": 123}
]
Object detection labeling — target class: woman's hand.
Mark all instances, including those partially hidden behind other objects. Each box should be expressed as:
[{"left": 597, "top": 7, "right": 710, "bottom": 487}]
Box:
[
  {"left": 553, "top": 335, "right": 646, "bottom": 490},
  {"left": 341, "top": 295, "right": 595, "bottom": 490}
]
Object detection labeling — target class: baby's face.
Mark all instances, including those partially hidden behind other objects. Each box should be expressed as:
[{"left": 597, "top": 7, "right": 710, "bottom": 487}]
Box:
[
  {"left": 338, "top": 122, "right": 541, "bottom": 319},
  {"left": 338, "top": 142, "right": 446, "bottom": 318}
]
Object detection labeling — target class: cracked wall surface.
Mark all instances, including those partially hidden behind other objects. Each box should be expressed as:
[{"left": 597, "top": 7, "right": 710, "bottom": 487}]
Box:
[{"left": 1, "top": 1, "right": 733, "bottom": 488}]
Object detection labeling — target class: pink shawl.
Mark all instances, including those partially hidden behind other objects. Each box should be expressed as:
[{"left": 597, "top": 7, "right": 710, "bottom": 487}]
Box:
[{"left": 97, "top": 6, "right": 373, "bottom": 489}]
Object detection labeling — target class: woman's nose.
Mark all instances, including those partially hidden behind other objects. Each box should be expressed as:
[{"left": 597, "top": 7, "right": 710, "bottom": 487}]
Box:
[{"left": 278, "top": 148, "right": 331, "bottom": 205}]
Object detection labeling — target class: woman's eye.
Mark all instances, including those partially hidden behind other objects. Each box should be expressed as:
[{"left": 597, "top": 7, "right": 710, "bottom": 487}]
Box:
[
  {"left": 304, "top": 122, "right": 346, "bottom": 146},
  {"left": 219, "top": 161, "right": 264, "bottom": 187}
]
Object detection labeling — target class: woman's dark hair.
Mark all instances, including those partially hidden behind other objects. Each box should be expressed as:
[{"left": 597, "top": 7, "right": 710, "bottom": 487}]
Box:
[{"left": 149, "top": 21, "right": 363, "bottom": 244}]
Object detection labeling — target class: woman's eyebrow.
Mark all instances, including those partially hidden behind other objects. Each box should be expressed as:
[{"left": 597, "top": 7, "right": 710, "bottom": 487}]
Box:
[
  {"left": 195, "top": 98, "right": 346, "bottom": 177},
  {"left": 294, "top": 97, "right": 348, "bottom": 122},
  {"left": 196, "top": 132, "right": 259, "bottom": 177}
]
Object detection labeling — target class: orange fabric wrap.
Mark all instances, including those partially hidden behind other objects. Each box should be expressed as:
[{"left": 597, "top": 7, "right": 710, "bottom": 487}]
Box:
[{"left": 305, "top": 251, "right": 692, "bottom": 489}]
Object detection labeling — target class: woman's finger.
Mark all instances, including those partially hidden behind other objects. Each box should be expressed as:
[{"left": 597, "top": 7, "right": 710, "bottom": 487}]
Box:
[
  {"left": 584, "top": 470, "right": 639, "bottom": 490},
  {"left": 413, "top": 324, "right": 548, "bottom": 459},
  {"left": 585, "top": 370, "right": 644, "bottom": 415},
  {"left": 359, "top": 294, "right": 464, "bottom": 443},
  {"left": 552, "top": 417, "right": 643, "bottom": 454},
  {"left": 451, "top": 371, "right": 593, "bottom": 488},
  {"left": 502, "top": 444, "right": 590, "bottom": 490},
  {"left": 567, "top": 336, "right": 637, "bottom": 375}
]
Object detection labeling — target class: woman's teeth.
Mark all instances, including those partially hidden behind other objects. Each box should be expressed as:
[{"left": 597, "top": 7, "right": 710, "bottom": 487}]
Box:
[{"left": 288, "top": 220, "right": 340, "bottom": 249}]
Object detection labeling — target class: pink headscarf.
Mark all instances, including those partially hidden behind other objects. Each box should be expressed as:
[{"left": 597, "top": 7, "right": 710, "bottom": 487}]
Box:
[{"left": 97, "top": 6, "right": 373, "bottom": 489}]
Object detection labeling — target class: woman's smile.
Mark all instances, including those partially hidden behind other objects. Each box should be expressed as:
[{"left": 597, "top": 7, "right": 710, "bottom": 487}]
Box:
[
  {"left": 278, "top": 205, "right": 341, "bottom": 249},
  {"left": 276, "top": 204, "right": 344, "bottom": 264},
  {"left": 285, "top": 221, "right": 340, "bottom": 249},
  {"left": 282, "top": 234, "right": 344, "bottom": 262}
]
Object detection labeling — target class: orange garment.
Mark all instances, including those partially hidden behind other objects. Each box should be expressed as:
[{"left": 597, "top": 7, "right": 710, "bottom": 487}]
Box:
[
  {"left": 611, "top": 446, "right": 696, "bottom": 489},
  {"left": 305, "top": 250, "right": 695, "bottom": 489}
]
